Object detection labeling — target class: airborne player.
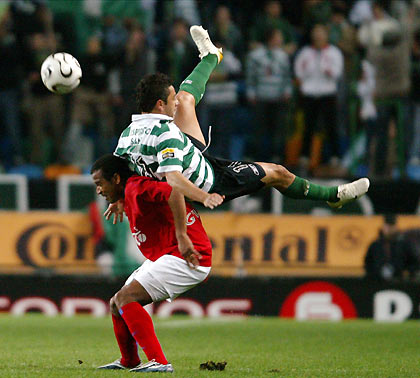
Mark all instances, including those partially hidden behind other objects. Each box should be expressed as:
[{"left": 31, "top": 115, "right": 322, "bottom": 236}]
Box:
[{"left": 113, "top": 25, "right": 369, "bottom": 213}]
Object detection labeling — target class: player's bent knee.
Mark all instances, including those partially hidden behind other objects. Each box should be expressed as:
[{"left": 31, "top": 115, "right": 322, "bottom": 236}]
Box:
[
  {"left": 114, "top": 281, "right": 152, "bottom": 309},
  {"left": 261, "top": 163, "right": 294, "bottom": 186},
  {"left": 273, "top": 164, "right": 293, "bottom": 180},
  {"left": 109, "top": 296, "right": 119, "bottom": 316},
  {"left": 176, "top": 91, "right": 195, "bottom": 106}
]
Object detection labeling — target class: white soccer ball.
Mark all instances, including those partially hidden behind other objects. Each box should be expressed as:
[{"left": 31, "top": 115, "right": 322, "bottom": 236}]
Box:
[{"left": 40, "top": 52, "right": 82, "bottom": 94}]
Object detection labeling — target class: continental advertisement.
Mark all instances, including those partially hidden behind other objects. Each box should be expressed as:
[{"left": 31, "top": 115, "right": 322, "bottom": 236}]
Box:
[
  {"left": 203, "top": 214, "right": 420, "bottom": 276},
  {"left": 0, "top": 212, "right": 419, "bottom": 276},
  {"left": 0, "top": 212, "right": 98, "bottom": 274}
]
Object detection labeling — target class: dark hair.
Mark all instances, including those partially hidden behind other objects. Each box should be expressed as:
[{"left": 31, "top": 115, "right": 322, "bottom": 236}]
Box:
[
  {"left": 91, "top": 154, "right": 134, "bottom": 184},
  {"left": 135, "top": 73, "right": 172, "bottom": 113}
]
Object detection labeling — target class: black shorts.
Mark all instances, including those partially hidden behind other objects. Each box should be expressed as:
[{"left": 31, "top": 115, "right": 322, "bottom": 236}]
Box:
[{"left": 187, "top": 134, "right": 266, "bottom": 201}]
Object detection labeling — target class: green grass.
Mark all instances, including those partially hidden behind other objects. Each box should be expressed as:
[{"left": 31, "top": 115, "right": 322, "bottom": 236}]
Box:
[{"left": 0, "top": 315, "right": 418, "bottom": 377}]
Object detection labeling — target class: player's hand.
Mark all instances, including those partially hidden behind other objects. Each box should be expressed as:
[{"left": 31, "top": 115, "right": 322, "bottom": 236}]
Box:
[
  {"left": 177, "top": 233, "right": 201, "bottom": 269},
  {"left": 203, "top": 193, "right": 225, "bottom": 209},
  {"left": 104, "top": 200, "right": 125, "bottom": 224}
]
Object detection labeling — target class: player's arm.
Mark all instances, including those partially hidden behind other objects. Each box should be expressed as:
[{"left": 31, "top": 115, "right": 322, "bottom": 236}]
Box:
[
  {"left": 167, "top": 188, "right": 201, "bottom": 268},
  {"left": 164, "top": 171, "right": 224, "bottom": 209}
]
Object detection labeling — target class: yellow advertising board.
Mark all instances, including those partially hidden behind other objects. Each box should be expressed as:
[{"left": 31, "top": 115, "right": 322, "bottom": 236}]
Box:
[
  {"left": 0, "top": 212, "right": 97, "bottom": 273},
  {"left": 201, "top": 214, "right": 420, "bottom": 277},
  {"left": 0, "top": 212, "right": 419, "bottom": 276}
]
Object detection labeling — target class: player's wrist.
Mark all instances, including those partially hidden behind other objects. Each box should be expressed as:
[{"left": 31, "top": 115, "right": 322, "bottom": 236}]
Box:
[{"left": 176, "top": 231, "right": 189, "bottom": 238}]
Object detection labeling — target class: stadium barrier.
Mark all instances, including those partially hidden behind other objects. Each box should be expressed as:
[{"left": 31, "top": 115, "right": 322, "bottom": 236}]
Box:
[
  {"left": 0, "top": 174, "right": 28, "bottom": 211},
  {"left": 0, "top": 212, "right": 419, "bottom": 276},
  {"left": 0, "top": 275, "right": 419, "bottom": 321}
]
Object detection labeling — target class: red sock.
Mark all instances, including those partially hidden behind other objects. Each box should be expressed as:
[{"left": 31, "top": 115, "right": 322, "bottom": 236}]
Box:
[
  {"left": 120, "top": 302, "right": 168, "bottom": 364},
  {"left": 112, "top": 314, "right": 140, "bottom": 367}
]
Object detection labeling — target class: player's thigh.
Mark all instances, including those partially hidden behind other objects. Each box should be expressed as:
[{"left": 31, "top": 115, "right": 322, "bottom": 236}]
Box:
[
  {"left": 130, "top": 255, "right": 211, "bottom": 303},
  {"left": 174, "top": 91, "right": 206, "bottom": 145},
  {"left": 257, "top": 162, "right": 295, "bottom": 187}
]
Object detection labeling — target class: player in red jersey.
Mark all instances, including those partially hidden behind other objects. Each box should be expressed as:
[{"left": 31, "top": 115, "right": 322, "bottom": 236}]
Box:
[{"left": 91, "top": 154, "right": 212, "bottom": 373}]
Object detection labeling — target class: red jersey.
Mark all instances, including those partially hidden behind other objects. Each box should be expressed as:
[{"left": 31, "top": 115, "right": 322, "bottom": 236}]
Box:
[{"left": 123, "top": 176, "right": 212, "bottom": 266}]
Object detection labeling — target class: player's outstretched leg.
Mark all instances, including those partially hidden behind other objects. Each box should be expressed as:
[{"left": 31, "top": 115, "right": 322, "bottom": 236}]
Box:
[
  {"left": 259, "top": 162, "right": 370, "bottom": 207},
  {"left": 175, "top": 26, "right": 223, "bottom": 145}
]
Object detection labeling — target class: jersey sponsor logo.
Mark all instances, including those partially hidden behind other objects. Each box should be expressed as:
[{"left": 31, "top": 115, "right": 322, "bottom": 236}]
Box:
[
  {"left": 186, "top": 209, "right": 200, "bottom": 226},
  {"left": 161, "top": 148, "right": 175, "bottom": 160},
  {"left": 130, "top": 127, "right": 152, "bottom": 136},
  {"left": 132, "top": 227, "right": 147, "bottom": 246},
  {"left": 131, "top": 137, "right": 141, "bottom": 145}
]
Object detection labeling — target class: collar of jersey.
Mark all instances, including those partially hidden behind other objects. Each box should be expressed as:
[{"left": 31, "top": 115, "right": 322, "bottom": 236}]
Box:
[{"left": 132, "top": 114, "right": 173, "bottom": 122}]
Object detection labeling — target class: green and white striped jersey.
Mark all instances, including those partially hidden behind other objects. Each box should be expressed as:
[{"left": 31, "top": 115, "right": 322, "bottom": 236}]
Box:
[{"left": 114, "top": 114, "right": 214, "bottom": 192}]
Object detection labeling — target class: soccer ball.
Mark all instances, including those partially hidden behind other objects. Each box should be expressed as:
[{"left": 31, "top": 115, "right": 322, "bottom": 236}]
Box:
[{"left": 40, "top": 52, "right": 82, "bottom": 94}]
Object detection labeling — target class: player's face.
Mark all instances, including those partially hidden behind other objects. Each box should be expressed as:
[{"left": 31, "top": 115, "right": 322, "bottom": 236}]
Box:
[
  {"left": 92, "top": 169, "right": 121, "bottom": 203},
  {"left": 162, "top": 85, "right": 178, "bottom": 117}
]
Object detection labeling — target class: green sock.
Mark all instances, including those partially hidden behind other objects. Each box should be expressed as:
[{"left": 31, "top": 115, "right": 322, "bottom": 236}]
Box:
[
  {"left": 282, "top": 176, "right": 338, "bottom": 202},
  {"left": 179, "top": 54, "right": 218, "bottom": 105}
]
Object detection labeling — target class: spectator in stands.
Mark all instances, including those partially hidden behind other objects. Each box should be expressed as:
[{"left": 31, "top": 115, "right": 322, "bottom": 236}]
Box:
[
  {"left": 10, "top": 0, "right": 55, "bottom": 56},
  {"left": 328, "top": 4, "right": 358, "bottom": 149},
  {"left": 200, "top": 41, "right": 242, "bottom": 159},
  {"left": 208, "top": 5, "right": 245, "bottom": 61},
  {"left": 100, "top": 15, "right": 128, "bottom": 57},
  {"left": 349, "top": 0, "right": 373, "bottom": 26},
  {"left": 0, "top": 5, "right": 23, "bottom": 167},
  {"left": 364, "top": 214, "right": 419, "bottom": 281},
  {"left": 66, "top": 35, "right": 115, "bottom": 165},
  {"left": 250, "top": 0, "right": 297, "bottom": 55},
  {"left": 24, "top": 32, "right": 65, "bottom": 166},
  {"left": 9, "top": 0, "right": 59, "bottom": 166},
  {"left": 303, "top": 0, "right": 332, "bottom": 35},
  {"left": 328, "top": 4, "right": 358, "bottom": 80},
  {"left": 409, "top": 28, "right": 420, "bottom": 166},
  {"left": 158, "top": 0, "right": 201, "bottom": 27},
  {"left": 246, "top": 28, "right": 292, "bottom": 163},
  {"left": 156, "top": 18, "right": 198, "bottom": 89},
  {"left": 114, "top": 26, "right": 156, "bottom": 127},
  {"left": 357, "top": 59, "right": 377, "bottom": 172},
  {"left": 294, "top": 23, "right": 344, "bottom": 173},
  {"left": 358, "top": 1, "right": 411, "bottom": 177}
]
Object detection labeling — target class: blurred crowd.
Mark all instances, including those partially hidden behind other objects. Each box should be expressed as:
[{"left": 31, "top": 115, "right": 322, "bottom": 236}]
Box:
[{"left": 2, "top": 0, "right": 420, "bottom": 180}]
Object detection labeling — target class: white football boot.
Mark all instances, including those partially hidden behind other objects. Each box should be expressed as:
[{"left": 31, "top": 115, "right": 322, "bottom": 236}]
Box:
[
  {"left": 97, "top": 358, "right": 140, "bottom": 370},
  {"left": 327, "top": 178, "right": 370, "bottom": 209},
  {"left": 130, "top": 359, "right": 174, "bottom": 373},
  {"left": 190, "top": 25, "right": 223, "bottom": 63}
]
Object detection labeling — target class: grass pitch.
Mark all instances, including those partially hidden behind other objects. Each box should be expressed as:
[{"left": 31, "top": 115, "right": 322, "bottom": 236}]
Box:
[{"left": 0, "top": 315, "right": 418, "bottom": 377}]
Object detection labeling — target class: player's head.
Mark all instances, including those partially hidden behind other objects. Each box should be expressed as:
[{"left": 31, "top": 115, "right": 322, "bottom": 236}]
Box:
[
  {"left": 135, "top": 73, "right": 178, "bottom": 117},
  {"left": 91, "top": 154, "right": 134, "bottom": 203}
]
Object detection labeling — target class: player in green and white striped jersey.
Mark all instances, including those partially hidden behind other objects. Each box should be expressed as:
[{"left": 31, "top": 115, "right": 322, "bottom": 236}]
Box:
[
  {"left": 114, "top": 25, "right": 370, "bottom": 212},
  {"left": 115, "top": 113, "right": 214, "bottom": 193}
]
